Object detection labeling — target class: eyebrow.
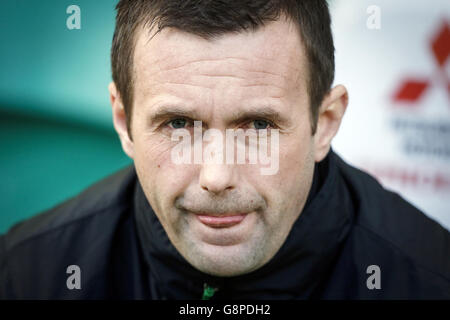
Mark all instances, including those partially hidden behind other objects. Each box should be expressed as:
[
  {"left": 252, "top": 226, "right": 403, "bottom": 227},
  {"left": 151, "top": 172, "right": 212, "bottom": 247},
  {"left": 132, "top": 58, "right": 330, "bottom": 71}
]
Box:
[
  {"left": 147, "top": 105, "right": 200, "bottom": 127},
  {"left": 147, "top": 104, "right": 290, "bottom": 127},
  {"left": 226, "top": 106, "right": 290, "bottom": 126}
]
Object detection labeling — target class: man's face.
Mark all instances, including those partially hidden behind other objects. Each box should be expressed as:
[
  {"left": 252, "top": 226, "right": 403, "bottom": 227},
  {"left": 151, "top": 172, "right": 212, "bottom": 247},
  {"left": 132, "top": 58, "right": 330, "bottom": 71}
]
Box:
[{"left": 129, "top": 18, "right": 316, "bottom": 276}]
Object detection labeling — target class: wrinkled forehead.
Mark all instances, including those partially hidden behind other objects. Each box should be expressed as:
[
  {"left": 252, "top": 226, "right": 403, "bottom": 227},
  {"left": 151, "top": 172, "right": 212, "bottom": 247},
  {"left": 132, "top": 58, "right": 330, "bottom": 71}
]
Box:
[{"left": 132, "top": 17, "right": 308, "bottom": 93}]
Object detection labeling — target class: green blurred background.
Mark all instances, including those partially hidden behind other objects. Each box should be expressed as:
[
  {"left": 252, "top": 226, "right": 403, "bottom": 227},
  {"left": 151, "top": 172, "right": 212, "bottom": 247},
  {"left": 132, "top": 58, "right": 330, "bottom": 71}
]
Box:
[{"left": 0, "top": 0, "right": 132, "bottom": 233}]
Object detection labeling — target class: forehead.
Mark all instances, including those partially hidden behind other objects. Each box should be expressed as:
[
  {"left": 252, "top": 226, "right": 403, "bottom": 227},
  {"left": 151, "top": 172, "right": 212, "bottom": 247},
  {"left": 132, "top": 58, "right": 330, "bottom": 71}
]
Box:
[{"left": 132, "top": 17, "right": 308, "bottom": 103}]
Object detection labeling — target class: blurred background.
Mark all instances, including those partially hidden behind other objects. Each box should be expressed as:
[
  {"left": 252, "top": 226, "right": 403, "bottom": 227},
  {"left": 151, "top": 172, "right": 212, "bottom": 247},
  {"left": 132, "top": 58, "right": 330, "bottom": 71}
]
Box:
[
  {"left": 331, "top": 0, "right": 450, "bottom": 230},
  {"left": 0, "top": 0, "right": 131, "bottom": 233},
  {"left": 0, "top": 0, "right": 448, "bottom": 233}
]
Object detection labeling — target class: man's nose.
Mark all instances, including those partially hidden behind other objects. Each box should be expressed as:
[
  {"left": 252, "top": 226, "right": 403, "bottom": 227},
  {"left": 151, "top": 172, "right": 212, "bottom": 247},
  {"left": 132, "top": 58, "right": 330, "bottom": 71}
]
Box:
[{"left": 199, "top": 163, "right": 236, "bottom": 194}]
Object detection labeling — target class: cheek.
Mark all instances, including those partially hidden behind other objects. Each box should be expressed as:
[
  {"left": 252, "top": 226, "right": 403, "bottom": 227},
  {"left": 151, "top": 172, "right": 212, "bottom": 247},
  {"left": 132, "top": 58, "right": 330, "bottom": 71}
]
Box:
[
  {"left": 248, "top": 131, "right": 314, "bottom": 211},
  {"left": 133, "top": 135, "right": 196, "bottom": 212},
  {"left": 279, "top": 134, "right": 312, "bottom": 177}
]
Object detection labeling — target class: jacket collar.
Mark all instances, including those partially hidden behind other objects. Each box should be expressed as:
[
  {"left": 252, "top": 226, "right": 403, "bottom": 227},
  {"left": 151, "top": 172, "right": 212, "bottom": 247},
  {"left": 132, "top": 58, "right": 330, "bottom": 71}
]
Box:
[{"left": 133, "top": 149, "right": 354, "bottom": 299}]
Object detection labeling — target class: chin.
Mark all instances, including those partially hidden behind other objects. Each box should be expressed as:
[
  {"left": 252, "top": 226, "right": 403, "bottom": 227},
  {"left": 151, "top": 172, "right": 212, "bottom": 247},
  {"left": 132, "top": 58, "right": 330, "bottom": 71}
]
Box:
[
  {"left": 195, "top": 262, "right": 256, "bottom": 278},
  {"left": 183, "top": 241, "right": 266, "bottom": 277}
]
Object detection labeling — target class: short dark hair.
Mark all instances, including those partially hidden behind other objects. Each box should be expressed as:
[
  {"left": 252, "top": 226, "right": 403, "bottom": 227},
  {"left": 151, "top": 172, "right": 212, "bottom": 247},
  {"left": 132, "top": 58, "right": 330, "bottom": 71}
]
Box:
[{"left": 111, "top": 0, "right": 335, "bottom": 137}]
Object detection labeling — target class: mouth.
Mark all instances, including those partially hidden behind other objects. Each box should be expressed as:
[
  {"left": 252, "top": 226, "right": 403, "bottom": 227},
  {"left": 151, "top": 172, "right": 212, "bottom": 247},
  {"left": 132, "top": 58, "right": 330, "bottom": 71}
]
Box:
[
  {"left": 187, "top": 211, "right": 257, "bottom": 246},
  {"left": 195, "top": 213, "right": 248, "bottom": 228}
]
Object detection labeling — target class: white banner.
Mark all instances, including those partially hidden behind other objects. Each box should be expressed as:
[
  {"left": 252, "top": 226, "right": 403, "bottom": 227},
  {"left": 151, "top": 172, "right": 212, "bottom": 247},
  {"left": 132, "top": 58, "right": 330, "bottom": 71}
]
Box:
[{"left": 331, "top": 0, "right": 450, "bottom": 230}]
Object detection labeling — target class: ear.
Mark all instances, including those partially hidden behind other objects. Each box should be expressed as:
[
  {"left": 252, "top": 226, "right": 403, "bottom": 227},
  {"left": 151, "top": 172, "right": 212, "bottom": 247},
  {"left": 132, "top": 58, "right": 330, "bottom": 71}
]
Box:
[
  {"left": 313, "top": 84, "right": 348, "bottom": 162},
  {"left": 109, "top": 82, "right": 134, "bottom": 159}
]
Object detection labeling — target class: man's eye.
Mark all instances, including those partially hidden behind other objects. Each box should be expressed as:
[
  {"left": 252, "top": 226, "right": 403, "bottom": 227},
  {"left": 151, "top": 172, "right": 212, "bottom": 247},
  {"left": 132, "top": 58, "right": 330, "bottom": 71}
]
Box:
[
  {"left": 168, "top": 118, "right": 188, "bottom": 129},
  {"left": 251, "top": 119, "right": 271, "bottom": 130}
]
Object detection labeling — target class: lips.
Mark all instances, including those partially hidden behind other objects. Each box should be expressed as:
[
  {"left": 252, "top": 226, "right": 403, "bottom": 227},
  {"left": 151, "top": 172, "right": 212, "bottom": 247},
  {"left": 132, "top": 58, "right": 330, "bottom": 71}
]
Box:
[{"left": 196, "top": 214, "right": 247, "bottom": 228}]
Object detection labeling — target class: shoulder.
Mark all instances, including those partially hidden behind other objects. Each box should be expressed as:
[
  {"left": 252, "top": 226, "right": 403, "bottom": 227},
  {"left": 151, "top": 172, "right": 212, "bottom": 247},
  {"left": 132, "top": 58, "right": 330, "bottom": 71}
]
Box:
[
  {"left": 2, "top": 165, "right": 136, "bottom": 251},
  {"left": 332, "top": 151, "right": 450, "bottom": 291},
  {"left": 0, "top": 165, "right": 138, "bottom": 298}
]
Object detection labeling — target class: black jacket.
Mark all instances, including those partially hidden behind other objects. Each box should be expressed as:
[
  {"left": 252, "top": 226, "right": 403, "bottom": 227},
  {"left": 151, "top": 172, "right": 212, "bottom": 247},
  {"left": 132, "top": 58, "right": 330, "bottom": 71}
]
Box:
[{"left": 1, "top": 150, "right": 449, "bottom": 299}]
